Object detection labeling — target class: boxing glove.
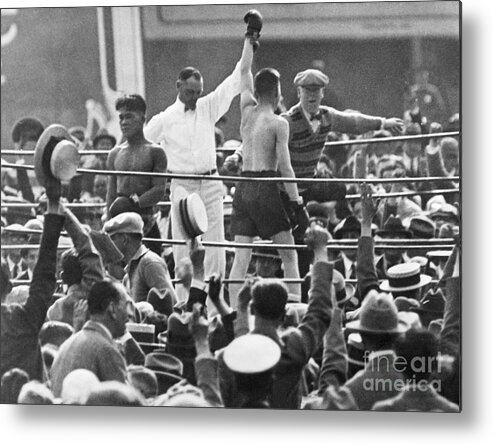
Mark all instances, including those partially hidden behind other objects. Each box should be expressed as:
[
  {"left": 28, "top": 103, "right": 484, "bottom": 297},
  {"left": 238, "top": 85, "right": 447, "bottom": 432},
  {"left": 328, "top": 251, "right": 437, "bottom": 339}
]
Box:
[
  {"left": 244, "top": 9, "right": 263, "bottom": 37},
  {"left": 288, "top": 199, "right": 310, "bottom": 240}
]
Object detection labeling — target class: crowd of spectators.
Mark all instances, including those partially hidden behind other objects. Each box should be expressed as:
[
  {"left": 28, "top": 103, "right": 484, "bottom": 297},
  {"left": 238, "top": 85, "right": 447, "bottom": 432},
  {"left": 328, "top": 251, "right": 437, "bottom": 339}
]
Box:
[{"left": 1, "top": 79, "right": 460, "bottom": 410}]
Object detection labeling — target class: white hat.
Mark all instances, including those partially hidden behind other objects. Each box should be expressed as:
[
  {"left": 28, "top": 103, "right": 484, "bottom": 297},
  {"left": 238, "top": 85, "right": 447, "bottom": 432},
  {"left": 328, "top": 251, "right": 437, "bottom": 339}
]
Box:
[
  {"left": 34, "top": 124, "right": 80, "bottom": 186},
  {"left": 61, "top": 369, "right": 100, "bottom": 404},
  {"left": 172, "top": 186, "right": 208, "bottom": 240},
  {"left": 380, "top": 262, "right": 432, "bottom": 293},
  {"left": 223, "top": 334, "right": 281, "bottom": 374}
]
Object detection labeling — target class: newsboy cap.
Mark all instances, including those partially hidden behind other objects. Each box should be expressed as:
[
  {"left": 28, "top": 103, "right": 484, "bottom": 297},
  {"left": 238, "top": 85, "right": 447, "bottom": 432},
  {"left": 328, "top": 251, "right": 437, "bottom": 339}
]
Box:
[
  {"left": 103, "top": 212, "right": 144, "bottom": 236},
  {"left": 293, "top": 69, "right": 329, "bottom": 88}
]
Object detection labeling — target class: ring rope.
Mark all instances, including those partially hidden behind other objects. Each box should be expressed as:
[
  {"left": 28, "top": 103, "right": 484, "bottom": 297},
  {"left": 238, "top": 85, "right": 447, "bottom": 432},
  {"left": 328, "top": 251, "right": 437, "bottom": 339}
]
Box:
[
  {"left": 2, "top": 162, "right": 460, "bottom": 184},
  {"left": 0, "top": 131, "right": 460, "bottom": 157},
  {"left": 9, "top": 277, "right": 441, "bottom": 286},
  {"left": 0, "top": 187, "right": 460, "bottom": 211},
  {"left": 0, "top": 226, "right": 455, "bottom": 245},
  {"left": 323, "top": 131, "right": 460, "bottom": 148},
  {"left": 0, "top": 241, "right": 455, "bottom": 252}
]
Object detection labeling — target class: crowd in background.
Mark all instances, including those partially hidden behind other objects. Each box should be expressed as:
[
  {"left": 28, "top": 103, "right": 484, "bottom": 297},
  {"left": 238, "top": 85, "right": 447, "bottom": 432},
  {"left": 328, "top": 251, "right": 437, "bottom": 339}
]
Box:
[{"left": 1, "top": 74, "right": 460, "bottom": 410}]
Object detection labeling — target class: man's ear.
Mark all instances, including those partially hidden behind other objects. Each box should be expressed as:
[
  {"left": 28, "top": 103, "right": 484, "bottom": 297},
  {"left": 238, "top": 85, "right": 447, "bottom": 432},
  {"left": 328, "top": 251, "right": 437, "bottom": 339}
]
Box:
[
  {"left": 176, "top": 80, "right": 182, "bottom": 90},
  {"left": 296, "top": 87, "right": 302, "bottom": 99},
  {"left": 248, "top": 300, "right": 255, "bottom": 316}
]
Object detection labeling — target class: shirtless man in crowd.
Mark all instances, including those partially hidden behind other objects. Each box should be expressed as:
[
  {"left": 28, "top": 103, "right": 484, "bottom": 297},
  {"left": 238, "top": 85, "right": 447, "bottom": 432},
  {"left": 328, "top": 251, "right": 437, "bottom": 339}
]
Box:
[
  {"left": 106, "top": 94, "right": 167, "bottom": 248},
  {"left": 229, "top": 37, "right": 308, "bottom": 307}
]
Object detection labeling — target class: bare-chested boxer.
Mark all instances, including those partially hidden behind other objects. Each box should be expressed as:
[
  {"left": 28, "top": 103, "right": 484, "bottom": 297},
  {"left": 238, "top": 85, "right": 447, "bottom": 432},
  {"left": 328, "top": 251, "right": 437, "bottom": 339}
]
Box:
[
  {"left": 229, "top": 43, "right": 309, "bottom": 307},
  {"left": 106, "top": 94, "right": 167, "bottom": 245}
]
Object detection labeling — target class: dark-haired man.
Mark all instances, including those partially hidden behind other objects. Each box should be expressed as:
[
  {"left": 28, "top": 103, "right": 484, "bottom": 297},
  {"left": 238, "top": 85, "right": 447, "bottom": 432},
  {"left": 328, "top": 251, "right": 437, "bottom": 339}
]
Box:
[
  {"left": 106, "top": 94, "right": 168, "bottom": 254},
  {"left": 144, "top": 18, "right": 256, "bottom": 302},
  {"left": 228, "top": 39, "right": 307, "bottom": 306},
  {"left": 217, "top": 224, "right": 334, "bottom": 409},
  {"left": 50, "top": 279, "right": 129, "bottom": 396}
]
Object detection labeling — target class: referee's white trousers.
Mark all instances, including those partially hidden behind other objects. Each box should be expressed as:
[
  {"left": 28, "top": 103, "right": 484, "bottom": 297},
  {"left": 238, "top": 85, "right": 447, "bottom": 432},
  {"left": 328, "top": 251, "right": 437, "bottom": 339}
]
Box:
[{"left": 170, "top": 176, "right": 226, "bottom": 306}]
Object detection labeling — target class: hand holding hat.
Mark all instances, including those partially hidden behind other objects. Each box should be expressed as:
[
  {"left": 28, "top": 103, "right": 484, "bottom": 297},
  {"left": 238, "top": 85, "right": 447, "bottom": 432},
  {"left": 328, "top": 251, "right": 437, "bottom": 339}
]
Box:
[{"left": 34, "top": 124, "right": 80, "bottom": 188}]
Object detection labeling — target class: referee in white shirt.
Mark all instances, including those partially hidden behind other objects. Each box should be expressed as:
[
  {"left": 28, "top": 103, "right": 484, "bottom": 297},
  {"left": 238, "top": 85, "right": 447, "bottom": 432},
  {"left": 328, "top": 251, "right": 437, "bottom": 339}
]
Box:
[{"left": 145, "top": 21, "right": 255, "bottom": 302}]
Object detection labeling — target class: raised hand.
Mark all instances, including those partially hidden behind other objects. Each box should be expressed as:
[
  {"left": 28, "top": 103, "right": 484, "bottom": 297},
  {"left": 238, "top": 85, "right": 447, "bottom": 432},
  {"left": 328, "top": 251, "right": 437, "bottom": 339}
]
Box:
[
  {"left": 189, "top": 237, "right": 206, "bottom": 281},
  {"left": 237, "top": 276, "right": 256, "bottom": 312},
  {"left": 208, "top": 273, "right": 222, "bottom": 306},
  {"left": 360, "top": 183, "right": 379, "bottom": 233},
  {"left": 188, "top": 302, "right": 209, "bottom": 344}
]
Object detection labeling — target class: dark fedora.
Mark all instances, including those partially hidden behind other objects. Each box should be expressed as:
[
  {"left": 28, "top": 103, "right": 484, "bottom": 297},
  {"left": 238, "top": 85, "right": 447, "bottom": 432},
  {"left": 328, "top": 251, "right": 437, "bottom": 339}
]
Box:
[
  {"left": 165, "top": 312, "right": 197, "bottom": 383},
  {"left": 144, "top": 352, "right": 184, "bottom": 395},
  {"left": 34, "top": 124, "right": 80, "bottom": 187},
  {"left": 411, "top": 288, "right": 445, "bottom": 315},
  {"left": 172, "top": 186, "right": 208, "bottom": 239},
  {"left": 407, "top": 215, "right": 436, "bottom": 239},
  {"left": 333, "top": 216, "right": 361, "bottom": 239},
  {"left": 376, "top": 215, "right": 412, "bottom": 239}
]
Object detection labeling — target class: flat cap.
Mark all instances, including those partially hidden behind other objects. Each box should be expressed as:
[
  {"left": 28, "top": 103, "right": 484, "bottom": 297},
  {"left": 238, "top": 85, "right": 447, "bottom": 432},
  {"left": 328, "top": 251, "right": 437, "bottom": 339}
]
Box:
[
  {"left": 103, "top": 212, "right": 144, "bottom": 236},
  {"left": 294, "top": 69, "right": 329, "bottom": 87}
]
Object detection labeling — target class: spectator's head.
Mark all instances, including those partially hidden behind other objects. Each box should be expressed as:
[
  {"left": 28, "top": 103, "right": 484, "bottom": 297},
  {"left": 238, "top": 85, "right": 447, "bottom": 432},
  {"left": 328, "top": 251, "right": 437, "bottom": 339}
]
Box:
[
  {"left": 127, "top": 365, "right": 159, "bottom": 400},
  {"left": 333, "top": 216, "right": 361, "bottom": 261},
  {"left": 93, "top": 175, "right": 108, "bottom": 200},
  {"left": 380, "top": 262, "right": 432, "bottom": 300},
  {"left": 92, "top": 130, "right": 116, "bottom": 151},
  {"left": 0, "top": 368, "right": 29, "bottom": 404},
  {"left": 346, "top": 290, "right": 407, "bottom": 352},
  {"left": 85, "top": 381, "right": 145, "bottom": 406},
  {"left": 177, "top": 67, "right": 203, "bottom": 111},
  {"left": 0, "top": 259, "right": 12, "bottom": 301},
  {"left": 115, "top": 94, "right": 147, "bottom": 140},
  {"left": 394, "top": 328, "right": 439, "bottom": 382},
  {"left": 61, "top": 369, "right": 100, "bottom": 405},
  {"left": 252, "top": 247, "right": 282, "bottom": 278},
  {"left": 376, "top": 215, "right": 411, "bottom": 263},
  {"left": 11, "top": 117, "right": 44, "bottom": 149},
  {"left": 410, "top": 288, "right": 445, "bottom": 328},
  {"left": 440, "top": 137, "right": 459, "bottom": 173},
  {"left": 254, "top": 68, "right": 281, "bottom": 105},
  {"left": 87, "top": 279, "right": 129, "bottom": 338},
  {"left": 294, "top": 69, "right": 329, "bottom": 115},
  {"left": 17, "top": 381, "right": 55, "bottom": 404},
  {"left": 39, "top": 321, "right": 74, "bottom": 348},
  {"left": 103, "top": 212, "right": 144, "bottom": 261},
  {"left": 251, "top": 279, "right": 288, "bottom": 322},
  {"left": 371, "top": 130, "right": 394, "bottom": 158},
  {"left": 60, "top": 248, "right": 83, "bottom": 287},
  {"left": 223, "top": 334, "right": 281, "bottom": 408}
]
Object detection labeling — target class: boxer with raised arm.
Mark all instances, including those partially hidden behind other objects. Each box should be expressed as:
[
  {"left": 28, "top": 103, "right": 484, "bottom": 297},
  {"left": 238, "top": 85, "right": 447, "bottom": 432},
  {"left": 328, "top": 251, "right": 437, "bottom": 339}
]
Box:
[{"left": 229, "top": 40, "right": 308, "bottom": 307}]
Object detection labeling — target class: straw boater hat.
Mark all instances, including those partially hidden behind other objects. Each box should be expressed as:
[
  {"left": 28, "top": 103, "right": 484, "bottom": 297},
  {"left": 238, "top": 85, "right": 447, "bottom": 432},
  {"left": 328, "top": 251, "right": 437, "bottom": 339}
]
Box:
[
  {"left": 172, "top": 186, "right": 208, "bottom": 239},
  {"left": 380, "top": 262, "right": 432, "bottom": 293},
  {"left": 34, "top": 124, "right": 80, "bottom": 186}
]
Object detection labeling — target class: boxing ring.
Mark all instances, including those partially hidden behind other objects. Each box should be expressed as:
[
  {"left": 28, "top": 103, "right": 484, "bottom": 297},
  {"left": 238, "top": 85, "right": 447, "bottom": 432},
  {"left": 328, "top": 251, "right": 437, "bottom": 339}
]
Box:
[{"left": 1, "top": 130, "right": 460, "bottom": 286}]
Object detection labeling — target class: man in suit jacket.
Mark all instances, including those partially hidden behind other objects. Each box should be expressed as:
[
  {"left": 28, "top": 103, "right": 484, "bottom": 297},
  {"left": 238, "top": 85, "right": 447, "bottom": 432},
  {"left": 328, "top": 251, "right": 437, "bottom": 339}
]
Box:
[
  {"left": 1, "top": 182, "right": 64, "bottom": 381},
  {"left": 372, "top": 328, "right": 459, "bottom": 412},
  {"left": 50, "top": 279, "right": 130, "bottom": 397}
]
